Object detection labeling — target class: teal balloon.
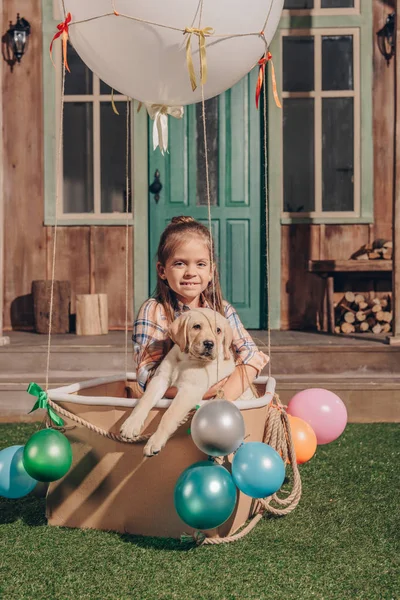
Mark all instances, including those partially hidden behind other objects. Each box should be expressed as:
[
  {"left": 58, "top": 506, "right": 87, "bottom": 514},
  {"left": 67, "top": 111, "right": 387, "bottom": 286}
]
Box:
[
  {"left": 0, "top": 445, "right": 37, "bottom": 499},
  {"left": 23, "top": 429, "right": 73, "bottom": 483},
  {"left": 232, "top": 442, "right": 285, "bottom": 499},
  {"left": 174, "top": 461, "right": 237, "bottom": 530}
]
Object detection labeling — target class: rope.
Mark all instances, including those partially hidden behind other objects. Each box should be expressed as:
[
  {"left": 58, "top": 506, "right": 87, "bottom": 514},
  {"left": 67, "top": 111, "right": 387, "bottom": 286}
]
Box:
[
  {"left": 124, "top": 100, "right": 131, "bottom": 377},
  {"left": 46, "top": 396, "right": 194, "bottom": 444},
  {"left": 186, "top": 394, "right": 302, "bottom": 546},
  {"left": 45, "top": 60, "right": 66, "bottom": 393}
]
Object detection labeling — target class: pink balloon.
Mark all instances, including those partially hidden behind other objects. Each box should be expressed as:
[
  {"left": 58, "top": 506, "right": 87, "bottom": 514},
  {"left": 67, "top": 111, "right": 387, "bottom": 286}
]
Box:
[{"left": 287, "top": 388, "right": 347, "bottom": 445}]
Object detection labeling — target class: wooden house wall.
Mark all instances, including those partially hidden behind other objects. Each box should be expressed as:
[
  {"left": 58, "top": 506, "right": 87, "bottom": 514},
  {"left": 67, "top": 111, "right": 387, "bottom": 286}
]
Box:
[
  {"left": 280, "top": 0, "right": 395, "bottom": 330},
  {"left": 0, "top": 0, "right": 394, "bottom": 332},
  {"left": 1, "top": 0, "right": 132, "bottom": 331}
]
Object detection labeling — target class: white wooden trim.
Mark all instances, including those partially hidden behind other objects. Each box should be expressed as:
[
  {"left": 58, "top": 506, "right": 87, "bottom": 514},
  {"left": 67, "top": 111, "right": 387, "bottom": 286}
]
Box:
[
  {"left": 54, "top": 43, "right": 133, "bottom": 221},
  {"left": 132, "top": 101, "right": 149, "bottom": 315},
  {"left": 281, "top": 27, "right": 360, "bottom": 218}
]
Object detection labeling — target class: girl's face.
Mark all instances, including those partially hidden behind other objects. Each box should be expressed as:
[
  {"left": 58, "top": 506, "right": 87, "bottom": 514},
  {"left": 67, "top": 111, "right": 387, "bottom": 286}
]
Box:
[{"left": 157, "top": 237, "right": 212, "bottom": 307}]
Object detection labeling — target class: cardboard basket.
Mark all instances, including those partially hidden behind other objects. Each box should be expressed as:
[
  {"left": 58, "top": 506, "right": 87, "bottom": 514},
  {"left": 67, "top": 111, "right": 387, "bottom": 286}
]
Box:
[{"left": 46, "top": 374, "right": 275, "bottom": 539}]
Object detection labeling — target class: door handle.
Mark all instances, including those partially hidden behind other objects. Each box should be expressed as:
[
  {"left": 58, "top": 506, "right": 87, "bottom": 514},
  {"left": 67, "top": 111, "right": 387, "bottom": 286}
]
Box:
[{"left": 149, "top": 169, "right": 162, "bottom": 203}]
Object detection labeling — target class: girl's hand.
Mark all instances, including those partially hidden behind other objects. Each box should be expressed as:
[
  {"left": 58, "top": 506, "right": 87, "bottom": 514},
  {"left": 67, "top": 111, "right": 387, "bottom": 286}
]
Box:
[{"left": 202, "top": 377, "right": 229, "bottom": 400}]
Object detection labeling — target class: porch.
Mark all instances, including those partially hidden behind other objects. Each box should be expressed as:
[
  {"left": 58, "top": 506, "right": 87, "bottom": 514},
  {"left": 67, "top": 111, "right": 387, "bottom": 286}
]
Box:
[{"left": 1, "top": 329, "right": 399, "bottom": 423}]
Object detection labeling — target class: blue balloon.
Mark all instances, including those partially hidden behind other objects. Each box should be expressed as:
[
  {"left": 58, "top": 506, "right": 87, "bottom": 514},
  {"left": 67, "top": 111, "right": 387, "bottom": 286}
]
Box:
[
  {"left": 232, "top": 442, "right": 285, "bottom": 499},
  {"left": 174, "top": 461, "right": 237, "bottom": 530},
  {"left": 0, "top": 445, "right": 38, "bottom": 499}
]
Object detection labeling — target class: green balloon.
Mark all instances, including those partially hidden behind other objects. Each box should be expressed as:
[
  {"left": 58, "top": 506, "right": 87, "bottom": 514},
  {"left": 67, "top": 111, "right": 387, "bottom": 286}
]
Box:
[
  {"left": 174, "top": 461, "right": 237, "bottom": 530},
  {"left": 23, "top": 429, "right": 73, "bottom": 482}
]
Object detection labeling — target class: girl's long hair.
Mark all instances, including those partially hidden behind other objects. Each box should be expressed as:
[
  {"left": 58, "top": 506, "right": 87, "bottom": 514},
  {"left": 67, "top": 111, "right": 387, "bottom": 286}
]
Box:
[{"left": 154, "top": 216, "right": 224, "bottom": 324}]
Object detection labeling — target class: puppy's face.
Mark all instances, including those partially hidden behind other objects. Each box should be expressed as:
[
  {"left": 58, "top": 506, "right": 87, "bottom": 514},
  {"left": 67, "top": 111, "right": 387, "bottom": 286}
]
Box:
[{"left": 169, "top": 308, "right": 233, "bottom": 361}]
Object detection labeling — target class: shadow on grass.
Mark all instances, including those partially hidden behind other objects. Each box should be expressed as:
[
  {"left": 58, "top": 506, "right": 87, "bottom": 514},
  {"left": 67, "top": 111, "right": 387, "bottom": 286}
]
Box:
[
  {"left": 118, "top": 532, "right": 194, "bottom": 551},
  {"left": 0, "top": 496, "right": 47, "bottom": 527}
]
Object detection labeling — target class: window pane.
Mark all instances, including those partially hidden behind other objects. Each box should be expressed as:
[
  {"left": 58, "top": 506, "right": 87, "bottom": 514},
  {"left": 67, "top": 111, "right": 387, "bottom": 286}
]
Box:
[
  {"left": 283, "top": 37, "right": 314, "bottom": 92},
  {"left": 284, "top": 0, "right": 313, "bottom": 7},
  {"left": 322, "top": 98, "right": 354, "bottom": 211},
  {"left": 321, "top": 0, "right": 354, "bottom": 7},
  {"left": 100, "top": 102, "right": 131, "bottom": 213},
  {"left": 322, "top": 36, "right": 353, "bottom": 90},
  {"left": 65, "top": 43, "right": 92, "bottom": 95},
  {"left": 283, "top": 99, "right": 315, "bottom": 212},
  {"left": 63, "top": 103, "right": 94, "bottom": 213},
  {"left": 196, "top": 98, "right": 218, "bottom": 206}
]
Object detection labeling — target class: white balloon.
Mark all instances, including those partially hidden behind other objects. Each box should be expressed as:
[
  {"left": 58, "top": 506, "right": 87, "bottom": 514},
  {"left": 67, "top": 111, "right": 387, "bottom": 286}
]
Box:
[{"left": 62, "top": 0, "right": 284, "bottom": 106}]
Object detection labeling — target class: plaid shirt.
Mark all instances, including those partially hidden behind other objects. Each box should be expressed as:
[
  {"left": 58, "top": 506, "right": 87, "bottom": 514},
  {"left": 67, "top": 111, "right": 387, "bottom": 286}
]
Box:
[{"left": 132, "top": 297, "right": 269, "bottom": 390}]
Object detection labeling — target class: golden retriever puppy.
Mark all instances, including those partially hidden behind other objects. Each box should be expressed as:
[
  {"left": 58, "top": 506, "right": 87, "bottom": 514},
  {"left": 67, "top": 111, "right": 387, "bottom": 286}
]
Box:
[{"left": 120, "top": 308, "right": 254, "bottom": 456}]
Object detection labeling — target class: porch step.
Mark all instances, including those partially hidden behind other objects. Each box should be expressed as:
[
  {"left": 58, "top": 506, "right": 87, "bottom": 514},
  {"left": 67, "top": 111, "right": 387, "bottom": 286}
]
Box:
[
  {"left": 1, "top": 372, "right": 399, "bottom": 423},
  {"left": 1, "top": 343, "right": 400, "bottom": 375}
]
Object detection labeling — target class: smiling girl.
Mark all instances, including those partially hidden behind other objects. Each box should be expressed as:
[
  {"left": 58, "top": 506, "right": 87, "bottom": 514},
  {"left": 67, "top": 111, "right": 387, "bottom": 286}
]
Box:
[{"left": 133, "top": 216, "right": 268, "bottom": 400}]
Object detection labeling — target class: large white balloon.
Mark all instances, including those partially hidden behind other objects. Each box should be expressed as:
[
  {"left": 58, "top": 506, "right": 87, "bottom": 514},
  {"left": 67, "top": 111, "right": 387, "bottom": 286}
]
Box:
[{"left": 62, "top": 0, "right": 284, "bottom": 106}]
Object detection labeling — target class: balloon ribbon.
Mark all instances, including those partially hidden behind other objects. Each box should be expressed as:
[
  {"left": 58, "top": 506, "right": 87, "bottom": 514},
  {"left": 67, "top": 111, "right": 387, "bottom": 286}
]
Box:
[
  {"left": 27, "top": 382, "right": 65, "bottom": 427},
  {"left": 184, "top": 27, "right": 214, "bottom": 91},
  {"left": 255, "top": 52, "right": 281, "bottom": 109},
  {"left": 50, "top": 12, "right": 71, "bottom": 73}
]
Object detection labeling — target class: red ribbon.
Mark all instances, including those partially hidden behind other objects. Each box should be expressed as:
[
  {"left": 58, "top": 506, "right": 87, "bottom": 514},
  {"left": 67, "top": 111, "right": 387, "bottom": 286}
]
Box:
[
  {"left": 255, "top": 51, "right": 281, "bottom": 110},
  {"left": 50, "top": 12, "right": 72, "bottom": 73}
]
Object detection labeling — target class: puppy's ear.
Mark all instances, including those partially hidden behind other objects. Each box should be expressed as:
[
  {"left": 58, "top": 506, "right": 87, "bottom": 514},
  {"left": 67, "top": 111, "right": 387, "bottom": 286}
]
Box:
[
  {"left": 169, "top": 314, "right": 190, "bottom": 353},
  {"left": 223, "top": 321, "right": 233, "bottom": 360}
]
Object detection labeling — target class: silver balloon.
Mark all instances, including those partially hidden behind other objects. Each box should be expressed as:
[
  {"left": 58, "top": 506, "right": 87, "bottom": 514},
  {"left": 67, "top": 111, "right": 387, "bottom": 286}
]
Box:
[{"left": 191, "top": 400, "right": 245, "bottom": 457}]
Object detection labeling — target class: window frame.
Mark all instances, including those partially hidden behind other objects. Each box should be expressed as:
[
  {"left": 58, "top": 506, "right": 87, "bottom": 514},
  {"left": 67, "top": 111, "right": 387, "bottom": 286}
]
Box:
[
  {"left": 280, "top": 27, "right": 360, "bottom": 220},
  {"left": 43, "top": 0, "right": 134, "bottom": 226},
  {"left": 283, "top": 0, "right": 360, "bottom": 18},
  {"left": 268, "top": 1, "right": 373, "bottom": 225}
]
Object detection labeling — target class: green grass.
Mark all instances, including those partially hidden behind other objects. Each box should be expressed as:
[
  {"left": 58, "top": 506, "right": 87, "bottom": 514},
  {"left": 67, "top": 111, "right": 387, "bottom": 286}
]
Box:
[{"left": 0, "top": 423, "right": 399, "bottom": 600}]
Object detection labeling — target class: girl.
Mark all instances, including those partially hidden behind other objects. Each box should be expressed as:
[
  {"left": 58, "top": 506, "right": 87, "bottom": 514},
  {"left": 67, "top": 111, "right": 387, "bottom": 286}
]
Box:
[{"left": 133, "top": 216, "right": 268, "bottom": 401}]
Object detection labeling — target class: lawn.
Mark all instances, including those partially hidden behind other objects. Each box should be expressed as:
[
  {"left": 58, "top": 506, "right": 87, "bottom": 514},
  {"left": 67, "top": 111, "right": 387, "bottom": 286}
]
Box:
[{"left": 0, "top": 422, "right": 399, "bottom": 600}]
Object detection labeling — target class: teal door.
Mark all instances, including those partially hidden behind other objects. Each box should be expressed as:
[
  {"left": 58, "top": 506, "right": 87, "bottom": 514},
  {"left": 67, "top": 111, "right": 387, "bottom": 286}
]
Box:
[{"left": 148, "top": 70, "right": 262, "bottom": 328}]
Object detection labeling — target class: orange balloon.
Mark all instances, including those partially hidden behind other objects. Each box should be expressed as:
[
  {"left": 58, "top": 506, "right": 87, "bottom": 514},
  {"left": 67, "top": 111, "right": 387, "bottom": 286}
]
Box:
[{"left": 287, "top": 415, "right": 317, "bottom": 464}]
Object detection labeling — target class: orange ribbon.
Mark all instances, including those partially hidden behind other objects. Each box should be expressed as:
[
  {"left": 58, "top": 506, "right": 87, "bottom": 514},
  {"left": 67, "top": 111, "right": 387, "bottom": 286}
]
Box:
[
  {"left": 50, "top": 12, "right": 71, "bottom": 73},
  {"left": 255, "top": 52, "right": 281, "bottom": 110}
]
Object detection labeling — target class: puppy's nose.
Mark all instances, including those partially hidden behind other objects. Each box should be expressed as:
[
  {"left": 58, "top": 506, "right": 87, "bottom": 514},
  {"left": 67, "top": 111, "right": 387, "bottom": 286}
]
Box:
[{"left": 203, "top": 340, "right": 214, "bottom": 350}]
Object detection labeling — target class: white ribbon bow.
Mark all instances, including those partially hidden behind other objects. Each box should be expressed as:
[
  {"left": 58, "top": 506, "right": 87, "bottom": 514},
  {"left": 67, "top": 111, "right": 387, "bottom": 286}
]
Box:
[{"left": 145, "top": 103, "right": 184, "bottom": 154}]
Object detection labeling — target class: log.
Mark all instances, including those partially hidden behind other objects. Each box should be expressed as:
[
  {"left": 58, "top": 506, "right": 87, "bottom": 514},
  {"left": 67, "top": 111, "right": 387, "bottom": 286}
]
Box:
[
  {"left": 76, "top": 294, "right": 108, "bottom": 335},
  {"left": 344, "top": 311, "right": 356, "bottom": 324},
  {"left": 341, "top": 322, "right": 355, "bottom": 334},
  {"left": 344, "top": 291, "right": 355, "bottom": 303},
  {"left": 32, "top": 280, "right": 71, "bottom": 334},
  {"left": 372, "top": 323, "right": 382, "bottom": 334},
  {"left": 381, "top": 323, "right": 392, "bottom": 333},
  {"left": 357, "top": 301, "right": 369, "bottom": 310},
  {"left": 355, "top": 310, "right": 368, "bottom": 322},
  {"left": 359, "top": 321, "right": 370, "bottom": 332}
]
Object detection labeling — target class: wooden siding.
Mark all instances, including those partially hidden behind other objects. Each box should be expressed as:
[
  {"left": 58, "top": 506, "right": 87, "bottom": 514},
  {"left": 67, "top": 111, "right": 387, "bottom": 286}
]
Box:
[
  {"left": 280, "top": 0, "right": 395, "bottom": 330},
  {"left": 2, "top": 0, "right": 132, "bottom": 331},
  {"left": 0, "top": 0, "right": 394, "bottom": 332}
]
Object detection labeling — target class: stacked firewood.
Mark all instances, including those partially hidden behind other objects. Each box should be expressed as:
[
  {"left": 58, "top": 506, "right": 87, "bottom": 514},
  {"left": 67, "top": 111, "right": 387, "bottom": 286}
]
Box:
[
  {"left": 334, "top": 292, "right": 392, "bottom": 334},
  {"left": 351, "top": 239, "right": 392, "bottom": 260}
]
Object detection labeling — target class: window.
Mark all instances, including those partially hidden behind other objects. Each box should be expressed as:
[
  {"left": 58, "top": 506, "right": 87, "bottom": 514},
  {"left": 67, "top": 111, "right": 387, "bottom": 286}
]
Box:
[
  {"left": 281, "top": 29, "right": 359, "bottom": 217},
  {"left": 51, "top": 42, "right": 132, "bottom": 223},
  {"left": 268, "top": 0, "right": 372, "bottom": 223}
]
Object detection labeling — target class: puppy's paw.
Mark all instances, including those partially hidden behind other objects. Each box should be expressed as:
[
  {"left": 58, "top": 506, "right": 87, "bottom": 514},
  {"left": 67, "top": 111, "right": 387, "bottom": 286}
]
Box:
[
  {"left": 143, "top": 432, "right": 167, "bottom": 457},
  {"left": 120, "top": 414, "right": 145, "bottom": 440}
]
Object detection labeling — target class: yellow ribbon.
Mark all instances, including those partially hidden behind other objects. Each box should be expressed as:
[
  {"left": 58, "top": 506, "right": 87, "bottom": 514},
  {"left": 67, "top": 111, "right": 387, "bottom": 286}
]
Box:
[{"left": 184, "top": 26, "right": 215, "bottom": 91}]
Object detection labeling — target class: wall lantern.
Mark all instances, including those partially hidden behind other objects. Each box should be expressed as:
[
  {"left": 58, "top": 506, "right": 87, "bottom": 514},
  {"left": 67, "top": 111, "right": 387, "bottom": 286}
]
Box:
[
  {"left": 6, "top": 14, "right": 30, "bottom": 65},
  {"left": 377, "top": 13, "right": 395, "bottom": 66}
]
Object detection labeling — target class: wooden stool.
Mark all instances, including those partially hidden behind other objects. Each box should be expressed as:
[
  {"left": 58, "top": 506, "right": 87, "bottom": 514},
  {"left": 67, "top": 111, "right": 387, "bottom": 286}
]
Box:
[
  {"left": 32, "top": 280, "right": 71, "bottom": 334},
  {"left": 76, "top": 293, "right": 108, "bottom": 335}
]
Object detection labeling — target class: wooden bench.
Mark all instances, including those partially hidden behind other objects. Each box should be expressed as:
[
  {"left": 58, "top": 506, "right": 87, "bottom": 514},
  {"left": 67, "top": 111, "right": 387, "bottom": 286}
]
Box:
[{"left": 308, "top": 260, "right": 392, "bottom": 333}]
